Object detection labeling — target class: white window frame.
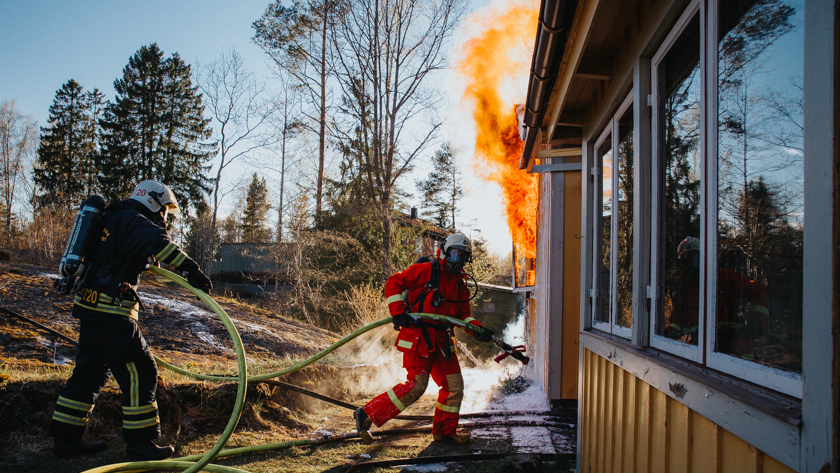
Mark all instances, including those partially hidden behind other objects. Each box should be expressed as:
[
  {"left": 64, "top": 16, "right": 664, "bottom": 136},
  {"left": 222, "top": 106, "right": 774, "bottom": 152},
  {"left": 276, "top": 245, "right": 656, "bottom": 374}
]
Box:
[
  {"left": 703, "top": 0, "right": 803, "bottom": 399},
  {"left": 644, "top": 0, "right": 804, "bottom": 397},
  {"left": 591, "top": 93, "right": 634, "bottom": 340},
  {"left": 591, "top": 125, "right": 613, "bottom": 335},
  {"left": 649, "top": 0, "right": 704, "bottom": 363}
]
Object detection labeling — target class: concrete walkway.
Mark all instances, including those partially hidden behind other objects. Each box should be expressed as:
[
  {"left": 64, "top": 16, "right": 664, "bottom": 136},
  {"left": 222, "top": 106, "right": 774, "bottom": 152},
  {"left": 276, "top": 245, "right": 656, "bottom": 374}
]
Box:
[{"left": 354, "top": 378, "right": 578, "bottom": 472}]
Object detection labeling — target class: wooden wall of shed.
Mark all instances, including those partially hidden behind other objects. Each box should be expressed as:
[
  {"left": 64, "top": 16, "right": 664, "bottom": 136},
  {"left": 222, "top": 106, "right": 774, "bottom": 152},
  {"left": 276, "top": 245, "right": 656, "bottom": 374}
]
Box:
[
  {"left": 580, "top": 349, "right": 796, "bottom": 473},
  {"left": 562, "top": 171, "right": 581, "bottom": 399},
  {"left": 533, "top": 172, "right": 554, "bottom": 399},
  {"left": 533, "top": 171, "right": 582, "bottom": 401}
]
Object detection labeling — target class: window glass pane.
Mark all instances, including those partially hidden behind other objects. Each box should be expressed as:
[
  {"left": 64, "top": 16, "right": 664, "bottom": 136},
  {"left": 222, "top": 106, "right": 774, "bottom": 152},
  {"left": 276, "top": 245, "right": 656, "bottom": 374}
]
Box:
[
  {"left": 716, "top": 0, "right": 803, "bottom": 372},
  {"left": 657, "top": 13, "right": 702, "bottom": 345},
  {"left": 616, "top": 106, "right": 634, "bottom": 329},
  {"left": 596, "top": 135, "right": 613, "bottom": 325}
]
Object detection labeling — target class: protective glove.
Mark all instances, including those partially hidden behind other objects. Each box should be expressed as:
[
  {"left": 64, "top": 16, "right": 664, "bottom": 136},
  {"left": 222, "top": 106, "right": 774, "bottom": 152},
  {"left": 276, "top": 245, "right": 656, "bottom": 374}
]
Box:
[
  {"left": 473, "top": 326, "right": 494, "bottom": 343},
  {"left": 178, "top": 259, "right": 212, "bottom": 295},
  {"left": 186, "top": 269, "right": 212, "bottom": 294},
  {"left": 392, "top": 312, "right": 415, "bottom": 330}
]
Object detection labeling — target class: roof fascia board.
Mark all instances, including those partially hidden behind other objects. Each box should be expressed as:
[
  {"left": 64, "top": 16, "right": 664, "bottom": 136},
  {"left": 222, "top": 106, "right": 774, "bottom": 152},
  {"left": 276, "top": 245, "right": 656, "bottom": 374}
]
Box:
[
  {"left": 581, "top": 0, "right": 693, "bottom": 142},
  {"left": 543, "top": 0, "right": 601, "bottom": 141}
]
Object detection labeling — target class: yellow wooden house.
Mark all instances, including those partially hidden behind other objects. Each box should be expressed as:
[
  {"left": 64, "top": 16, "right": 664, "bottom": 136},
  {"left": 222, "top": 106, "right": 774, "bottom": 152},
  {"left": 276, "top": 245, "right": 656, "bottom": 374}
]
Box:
[{"left": 518, "top": 0, "right": 838, "bottom": 471}]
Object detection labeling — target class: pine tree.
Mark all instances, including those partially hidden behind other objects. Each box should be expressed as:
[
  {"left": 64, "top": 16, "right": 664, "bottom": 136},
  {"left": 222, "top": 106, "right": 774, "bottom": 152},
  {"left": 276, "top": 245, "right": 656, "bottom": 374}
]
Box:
[
  {"left": 416, "top": 143, "right": 463, "bottom": 230},
  {"left": 99, "top": 44, "right": 216, "bottom": 211},
  {"left": 34, "top": 80, "right": 102, "bottom": 209},
  {"left": 241, "top": 173, "right": 272, "bottom": 243}
]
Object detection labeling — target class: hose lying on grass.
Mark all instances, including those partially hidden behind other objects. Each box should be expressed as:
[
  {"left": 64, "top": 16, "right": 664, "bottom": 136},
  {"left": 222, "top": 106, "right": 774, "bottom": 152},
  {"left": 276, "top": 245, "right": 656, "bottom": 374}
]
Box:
[{"left": 79, "top": 265, "right": 515, "bottom": 473}]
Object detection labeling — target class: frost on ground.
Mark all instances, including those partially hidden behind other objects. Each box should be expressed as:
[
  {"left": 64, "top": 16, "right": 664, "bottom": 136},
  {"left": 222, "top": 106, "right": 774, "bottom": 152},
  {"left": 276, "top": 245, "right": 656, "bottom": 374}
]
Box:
[
  {"left": 510, "top": 426, "right": 558, "bottom": 454},
  {"left": 404, "top": 464, "right": 452, "bottom": 472},
  {"left": 140, "top": 292, "right": 230, "bottom": 353}
]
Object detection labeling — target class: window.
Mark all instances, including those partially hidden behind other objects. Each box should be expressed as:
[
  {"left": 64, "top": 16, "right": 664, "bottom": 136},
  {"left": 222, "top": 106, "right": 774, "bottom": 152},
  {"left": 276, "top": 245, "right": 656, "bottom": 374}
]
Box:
[
  {"left": 709, "top": 0, "right": 804, "bottom": 395},
  {"left": 592, "top": 95, "right": 634, "bottom": 339},
  {"left": 644, "top": 0, "right": 804, "bottom": 396},
  {"left": 651, "top": 4, "right": 703, "bottom": 361}
]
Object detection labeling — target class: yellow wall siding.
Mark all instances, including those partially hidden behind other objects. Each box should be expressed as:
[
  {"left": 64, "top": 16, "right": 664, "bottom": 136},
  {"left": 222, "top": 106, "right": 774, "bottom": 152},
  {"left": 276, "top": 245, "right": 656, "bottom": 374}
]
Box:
[
  {"left": 561, "top": 171, "right": 581, "bottom": 398},
  {"left": 580, "top": 349, "right": 798, "bottom": 473}
]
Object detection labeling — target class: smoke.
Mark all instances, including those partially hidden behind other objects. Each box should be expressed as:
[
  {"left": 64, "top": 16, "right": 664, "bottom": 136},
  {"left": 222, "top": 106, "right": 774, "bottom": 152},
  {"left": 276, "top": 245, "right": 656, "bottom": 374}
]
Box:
[
  {"left": 331, "top": 317, "right": 531, "bottom": 413},
  {"left": 330, "top": 327, "right": 406, "bottom": 397}
]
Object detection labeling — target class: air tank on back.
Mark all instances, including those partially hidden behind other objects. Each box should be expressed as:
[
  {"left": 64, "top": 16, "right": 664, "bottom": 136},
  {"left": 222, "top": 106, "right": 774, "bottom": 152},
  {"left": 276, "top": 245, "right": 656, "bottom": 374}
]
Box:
[{"left": 58, "top": 195, "right": 106, "bottom": 293}]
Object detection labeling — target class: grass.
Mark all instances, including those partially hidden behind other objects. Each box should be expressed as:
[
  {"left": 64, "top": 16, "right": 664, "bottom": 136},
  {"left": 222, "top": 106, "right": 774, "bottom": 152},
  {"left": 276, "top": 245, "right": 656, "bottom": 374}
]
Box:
[
  {"left": 1, "top": 370, "right": 576, "bottom": 473},
  {"left": 2, "top": 269, "right": 575, "bottom": 472}
]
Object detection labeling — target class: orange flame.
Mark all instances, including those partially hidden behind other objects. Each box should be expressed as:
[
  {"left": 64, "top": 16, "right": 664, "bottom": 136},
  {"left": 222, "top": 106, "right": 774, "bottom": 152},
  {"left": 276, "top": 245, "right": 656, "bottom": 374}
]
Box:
[{"left": 457, "top": 2, "right": 539, "bottom": 259}]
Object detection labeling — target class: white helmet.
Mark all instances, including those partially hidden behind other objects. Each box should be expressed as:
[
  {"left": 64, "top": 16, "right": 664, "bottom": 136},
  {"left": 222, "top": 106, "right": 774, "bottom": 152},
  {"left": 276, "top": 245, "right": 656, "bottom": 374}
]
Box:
[
  {"left": 441, "top": 232, "right": 472, "bottom": 274},
  {"left": 129, "top": 180, "right": 181, "bottom": 218},
  {"left": 677, "top": 236, "right": 700, "bottom": 259}
]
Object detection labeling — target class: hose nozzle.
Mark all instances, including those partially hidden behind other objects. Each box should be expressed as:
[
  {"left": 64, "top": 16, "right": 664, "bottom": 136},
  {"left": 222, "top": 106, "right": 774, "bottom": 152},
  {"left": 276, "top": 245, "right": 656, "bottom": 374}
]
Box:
[{"left": 492, "top": 337, "right": 530, "bottom": 365}]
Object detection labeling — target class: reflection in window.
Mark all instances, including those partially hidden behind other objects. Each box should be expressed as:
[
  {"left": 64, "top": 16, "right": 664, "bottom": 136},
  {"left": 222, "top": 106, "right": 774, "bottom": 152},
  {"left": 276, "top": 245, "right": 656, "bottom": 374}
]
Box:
[
  {"left": 716, "top": 0, "right": 803, "bottom": 372},
  {"left": 616, "top": 107, "right": 634, "bottom": 328},
  {"left": 596, "top": 136, "right": 613, "bottom": 325},
  {"left": 657, "top": 13, "right": 702, "bottom": 346}
]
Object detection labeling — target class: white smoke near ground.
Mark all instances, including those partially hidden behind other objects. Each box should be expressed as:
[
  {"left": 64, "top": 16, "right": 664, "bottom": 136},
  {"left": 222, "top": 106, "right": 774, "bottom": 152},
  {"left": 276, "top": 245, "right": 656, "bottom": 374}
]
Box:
[
  {"left": 329, "top": 326, "right": 406, "bottom": 397},
  {"left": 331, "top": 305, "right": 548, "bottom": 414},
  {"left": 501, "top": 310, "right": 526, "bottom": 346}
]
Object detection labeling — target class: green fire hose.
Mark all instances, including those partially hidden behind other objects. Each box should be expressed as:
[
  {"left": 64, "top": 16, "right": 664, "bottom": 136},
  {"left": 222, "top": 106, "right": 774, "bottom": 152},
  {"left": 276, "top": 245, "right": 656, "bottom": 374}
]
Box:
[{"left": 81, "top": 265, "right": 498, "bottom": 473}]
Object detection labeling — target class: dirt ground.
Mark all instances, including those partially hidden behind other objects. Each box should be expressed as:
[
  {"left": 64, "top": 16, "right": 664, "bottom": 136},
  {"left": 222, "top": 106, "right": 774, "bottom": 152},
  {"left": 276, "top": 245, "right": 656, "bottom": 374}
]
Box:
[
  {"left": 0, "top": 261, "right": 574, "bottom": 472},
  {"left": 0, "top": 261, "right": 338, "bottom": 365}
]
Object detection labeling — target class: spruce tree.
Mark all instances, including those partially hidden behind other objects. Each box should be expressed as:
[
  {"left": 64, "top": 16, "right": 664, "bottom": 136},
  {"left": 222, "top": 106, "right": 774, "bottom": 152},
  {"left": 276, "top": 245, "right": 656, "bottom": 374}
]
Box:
[
  {"left": 241, "top": 173, "right": 271, "bottom": 243},
  {"left": 416, "top": 143, "right": 463, "bottom": 230},
  {"left": 34, "top": 80, "right": 102, "bottom": 209},
  {"left": 99, "top": 44, "right": 215, "bottom": 211}
]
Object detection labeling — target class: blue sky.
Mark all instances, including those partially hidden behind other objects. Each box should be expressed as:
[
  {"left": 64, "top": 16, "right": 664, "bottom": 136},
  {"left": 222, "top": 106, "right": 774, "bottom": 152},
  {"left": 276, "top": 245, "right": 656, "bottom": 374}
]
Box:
[{"left": 1, "top": 0, "right": 274, "bottom": 126}]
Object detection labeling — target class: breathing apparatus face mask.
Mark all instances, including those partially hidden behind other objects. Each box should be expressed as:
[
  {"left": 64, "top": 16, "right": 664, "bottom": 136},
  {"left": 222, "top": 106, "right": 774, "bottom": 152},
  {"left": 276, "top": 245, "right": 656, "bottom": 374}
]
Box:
[{"left": 445, "top": 247, "right": 471, "bottom": 274}]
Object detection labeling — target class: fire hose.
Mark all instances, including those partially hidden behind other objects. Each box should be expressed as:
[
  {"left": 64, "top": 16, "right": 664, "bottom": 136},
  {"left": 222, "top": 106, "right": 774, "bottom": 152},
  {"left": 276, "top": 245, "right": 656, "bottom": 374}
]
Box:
[{"left": 3, "top": 266, "right": 531, "bottom": 473}]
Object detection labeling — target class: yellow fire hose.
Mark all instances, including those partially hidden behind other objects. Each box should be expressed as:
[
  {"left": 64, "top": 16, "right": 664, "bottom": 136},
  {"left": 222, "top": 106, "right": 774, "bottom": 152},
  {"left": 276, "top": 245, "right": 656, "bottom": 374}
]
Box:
[{"left": 81, "top": 265, "right": 495, "bottom": 473}]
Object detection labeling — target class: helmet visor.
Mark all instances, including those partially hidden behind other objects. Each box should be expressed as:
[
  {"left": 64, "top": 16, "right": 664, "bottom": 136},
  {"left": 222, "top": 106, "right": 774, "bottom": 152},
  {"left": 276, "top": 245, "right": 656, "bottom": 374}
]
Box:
[
  {"left": 446, "top": 247, "right": 471, "bottom": 266},
  {"left": 160, "top": 202, "right": 178, "bottom": 221}
]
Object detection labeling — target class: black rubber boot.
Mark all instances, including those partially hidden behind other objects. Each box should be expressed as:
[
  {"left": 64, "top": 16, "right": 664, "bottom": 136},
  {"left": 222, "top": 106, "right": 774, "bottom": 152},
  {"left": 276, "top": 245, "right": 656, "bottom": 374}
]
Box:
[
  {"left": 53, "top": 439, "right": 108, "bottom": 458},
  {"left": 354, "top": 407, "right": 375, "bottom": 444},
  {"left": 126, "top": 440, "right": 175, "bottom": 461}
]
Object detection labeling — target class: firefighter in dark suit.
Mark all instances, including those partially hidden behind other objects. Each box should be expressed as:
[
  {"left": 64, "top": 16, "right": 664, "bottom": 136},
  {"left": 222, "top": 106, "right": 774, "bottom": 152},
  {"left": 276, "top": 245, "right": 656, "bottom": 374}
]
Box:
[{"left": 49, "top": 180, "right": 211, "bottom": 460}]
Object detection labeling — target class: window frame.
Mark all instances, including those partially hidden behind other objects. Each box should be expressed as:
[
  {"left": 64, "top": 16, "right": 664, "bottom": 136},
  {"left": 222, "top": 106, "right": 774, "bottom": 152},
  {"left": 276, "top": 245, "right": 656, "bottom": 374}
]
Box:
[
  {"left": 591, "top": 93, "right": 634, "bottom": 339},
  {"left": 591, "top": 124, "right": 613, "bottom": 335},
  {"left": 703, "top": 0, "right": 803, "bottom": 398},
  {"left": 580, "top": 0, "right": 807, "bottom": 401},
  {"left": 649, "top": 0, "right": 705, "bottom": 363}
]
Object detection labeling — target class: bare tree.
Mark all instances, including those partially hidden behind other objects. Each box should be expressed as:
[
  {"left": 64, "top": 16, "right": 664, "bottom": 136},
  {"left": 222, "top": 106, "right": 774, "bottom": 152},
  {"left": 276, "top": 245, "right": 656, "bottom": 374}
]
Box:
[
  {"left": 0, "top": 100, "right": 37, "bottom": 242},
  {"left": 267, "top": 74, "right": 304, "bottom": 244},
  {"left": 333, "top": 0, "right": 467, "bottom": 276},
  {"left": 717, "top": 0, "right": 801, "bottom": 278},
  {"left": 197, "top": 48, "right": 278, "bottom": 273},
  {"left": 253, "top": 0, "right": 342, "bottom": 223}
]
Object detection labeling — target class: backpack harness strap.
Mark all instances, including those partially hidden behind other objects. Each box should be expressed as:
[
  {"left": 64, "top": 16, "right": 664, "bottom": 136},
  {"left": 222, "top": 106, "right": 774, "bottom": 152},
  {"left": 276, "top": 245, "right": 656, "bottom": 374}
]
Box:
[{"left": 405, "top": 259, "right": 453, "bottom": 358}]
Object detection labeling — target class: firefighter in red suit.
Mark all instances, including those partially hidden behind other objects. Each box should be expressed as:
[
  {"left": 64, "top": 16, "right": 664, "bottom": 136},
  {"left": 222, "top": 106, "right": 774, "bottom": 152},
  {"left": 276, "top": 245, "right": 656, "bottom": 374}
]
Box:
[
  {"left": 667, "top": 236, "right": 770, "bottom": 359},
  {"left": 354, "top": 232, "right": 493, "bottom": 445}
]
